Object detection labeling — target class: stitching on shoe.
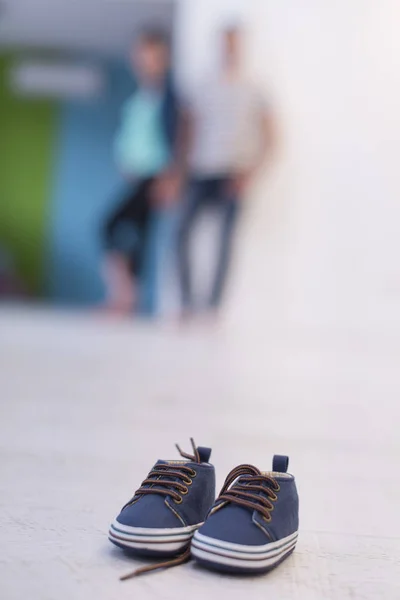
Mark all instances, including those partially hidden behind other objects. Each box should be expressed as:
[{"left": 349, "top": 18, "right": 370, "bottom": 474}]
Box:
[
  {"left": 209, "top": 501, "right": 227, "bottom": 516},
  {"left": 165, "top": 498, "right": 187, "bottom": 526},
  {"left": 252, "top": 512, "right": 273, "bottom": 541}
]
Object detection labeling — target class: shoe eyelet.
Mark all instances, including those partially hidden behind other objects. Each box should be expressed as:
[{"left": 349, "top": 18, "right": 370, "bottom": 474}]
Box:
[
  {"left": 271, "top": 493, "right": 278, "bottom": 502},
  {"left": 184, "top": 478, "right": 193, "bottom": 486},
  {"left": 181, "top": 487, "right": 189, "bottom": 495},
  {"left": 189, "top": 469, "right": 197, "bottom": 477},
  {"left": 263, "top": 514, "right": 272, "bottom": 523},
  {"left": 174, "top": 496, "right": 183, "bottom": 505},
  {"left": 274, "top": 483, "right": 281, "bottom": 492}
]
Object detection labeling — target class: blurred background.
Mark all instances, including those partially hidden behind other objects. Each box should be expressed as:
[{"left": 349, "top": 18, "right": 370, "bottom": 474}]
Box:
[
  {"left": 1, "top": 0, "right": 399, "bottom": 333},
  {"left": 1, "top": 1, "right": 400, "bottom": 598}
]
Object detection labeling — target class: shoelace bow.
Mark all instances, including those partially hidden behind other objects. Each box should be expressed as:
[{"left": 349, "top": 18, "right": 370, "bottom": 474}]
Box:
[
  {"left": 217, "top": 464, "right": 280, "bottom": 521},
  {"left": 120, "top": 438, "right": 200, "bottom": 580}
]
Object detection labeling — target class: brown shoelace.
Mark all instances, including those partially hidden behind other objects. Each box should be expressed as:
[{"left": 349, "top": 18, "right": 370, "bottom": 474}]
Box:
[
  {"left": 120, "top": 438, "right": 200, "bottom": 580},
  {"left": 216, "top": 464, "right": 280, "bottom": 522},
  {"left": 120, "top": 545, "right": 191, "bottom": 580}
]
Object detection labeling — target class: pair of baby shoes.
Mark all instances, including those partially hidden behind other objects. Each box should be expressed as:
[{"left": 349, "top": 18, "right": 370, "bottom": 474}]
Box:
[{"left": 108, "top": 439, "right": 299, "bottom": 579}]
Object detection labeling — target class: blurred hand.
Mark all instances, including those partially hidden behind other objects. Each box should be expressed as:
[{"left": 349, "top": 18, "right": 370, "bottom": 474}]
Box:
[
  {"left": 151, "top": 171, "right": 183, "bottom": 208},
  {"left": 227, "top": 168, "right": 256, "bottom": 197}
]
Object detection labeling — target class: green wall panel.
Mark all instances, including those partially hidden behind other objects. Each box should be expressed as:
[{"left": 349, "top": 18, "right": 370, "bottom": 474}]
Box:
[{"left": 0, "top": 54, "right": 58, "bottom": 294}]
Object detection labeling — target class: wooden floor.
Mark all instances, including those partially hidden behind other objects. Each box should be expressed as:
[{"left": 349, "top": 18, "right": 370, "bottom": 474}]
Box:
[{"left": 1, "top": 306, "right": 399, "bottom": 599}]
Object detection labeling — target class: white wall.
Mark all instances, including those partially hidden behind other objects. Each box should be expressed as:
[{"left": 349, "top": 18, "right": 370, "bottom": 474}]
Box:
[
  {"left": 176, "top": 0, "right": 400, "bottom": 334},
  {"left": 239, "top": 0, "right": 400, "bottom": 334}
]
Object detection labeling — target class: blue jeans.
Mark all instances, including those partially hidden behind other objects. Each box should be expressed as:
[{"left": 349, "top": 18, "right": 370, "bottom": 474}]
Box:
[{"left": 178, "top": 177, "right": 240, "bottom": 310}]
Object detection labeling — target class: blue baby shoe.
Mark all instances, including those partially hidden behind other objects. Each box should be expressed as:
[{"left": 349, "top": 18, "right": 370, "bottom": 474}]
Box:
[
  {"left": 109, "top": 439, "right": 215, "bottom": 578},
  {"left": 191, "top": 455, "right": 298, "bottom": 574}
]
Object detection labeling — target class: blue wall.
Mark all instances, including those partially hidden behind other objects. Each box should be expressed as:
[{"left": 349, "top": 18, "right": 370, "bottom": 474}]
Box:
[{"left": 48, "top": 61, "right": 135, "bottom": 305}]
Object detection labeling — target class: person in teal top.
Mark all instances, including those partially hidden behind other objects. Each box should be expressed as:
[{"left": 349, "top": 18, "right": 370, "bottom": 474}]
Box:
[
  {"left": 102, "top": 28, "right": 182, "bottom": 315},
  {"left": 114, "top": 89, "right": 171, "bottom": 177}
]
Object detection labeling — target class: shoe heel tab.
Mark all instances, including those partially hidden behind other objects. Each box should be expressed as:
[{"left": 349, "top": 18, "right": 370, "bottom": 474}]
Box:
[
  {"left": 197, "top": 446, "right": 212, "bottom": 463},
  {"left": 272, "top": 455, "right": 289, "bottom": 473}
]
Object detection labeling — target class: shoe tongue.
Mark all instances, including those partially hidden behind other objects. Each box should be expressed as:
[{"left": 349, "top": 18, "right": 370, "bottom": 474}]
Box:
[
  {"left": 140, "top": 460, "right": 191, "bottom": 496},
  {"left": 233, "top": 476, "right": 275, "bottom": 502}
]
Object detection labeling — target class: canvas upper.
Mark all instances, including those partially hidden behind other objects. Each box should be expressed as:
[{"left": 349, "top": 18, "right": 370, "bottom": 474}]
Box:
[
  {"left": 196, "top": 455, "right": 299, "bottom": 546},
  {"left": 113, "top": 441, "right": 215, "bottom": 531}
]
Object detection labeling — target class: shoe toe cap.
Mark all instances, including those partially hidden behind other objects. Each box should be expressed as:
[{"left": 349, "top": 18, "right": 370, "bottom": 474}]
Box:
[
  {"left": 198, "top": 506, "right": 269, "bottom": 546},
  {"left": 116, "top": 495, "right": 182, "bottom": 529}
]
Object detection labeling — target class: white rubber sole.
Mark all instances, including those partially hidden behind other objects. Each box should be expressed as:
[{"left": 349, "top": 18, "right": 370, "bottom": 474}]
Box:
[
  {"left": 191, "top": 530, "right": 298, "bottom": 572},
  {"left": 108, "top": 520, "right": 202, "bottom": 554}
]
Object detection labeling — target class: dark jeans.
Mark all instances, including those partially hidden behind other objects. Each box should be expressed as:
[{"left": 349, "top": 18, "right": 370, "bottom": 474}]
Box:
[
  {"left": 103, "top": 178, "right": 154, "bottom": 277},
  {"left": 178, "top": 177, "right": 240, "bottom": 310}
]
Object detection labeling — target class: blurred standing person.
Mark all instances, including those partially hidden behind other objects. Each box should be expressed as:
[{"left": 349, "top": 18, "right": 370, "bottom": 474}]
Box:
[
  {"left": 102, "top": 29, "right": 182, "bottom": 315},
  {"left": 178, "top": 26, "right": 276, "bottom": 320}
]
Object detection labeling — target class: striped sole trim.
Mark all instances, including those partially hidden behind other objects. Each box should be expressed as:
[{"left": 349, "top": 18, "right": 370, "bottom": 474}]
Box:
[
  {"left": 108, "top": 521, "right": 202, "bottom": 554},
  {"left": 191, "top": 530, "right": 298, "bottom": 571}
]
